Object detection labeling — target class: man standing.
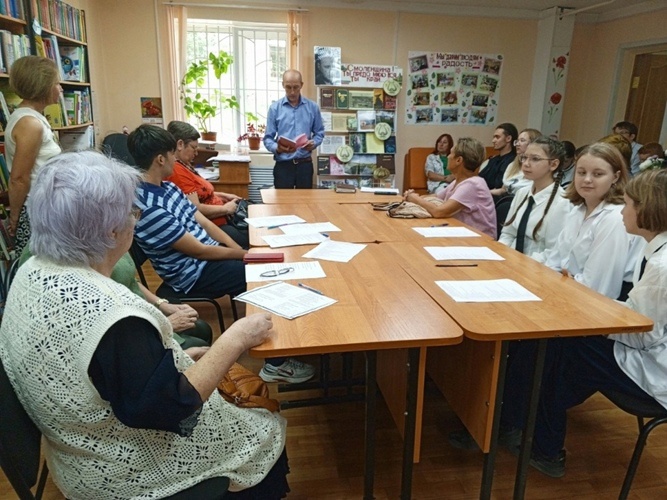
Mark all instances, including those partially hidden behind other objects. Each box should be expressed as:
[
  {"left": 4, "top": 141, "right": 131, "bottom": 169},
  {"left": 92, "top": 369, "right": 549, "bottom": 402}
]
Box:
[
  {"left": 264, "top": 69, "right": 325, "bottom": 189},
  {"left": 478, "top": 122, "right": 518, "bottom": 194},
  {"left": 613, "top": 121, "right": 642, "bottom": 176}
]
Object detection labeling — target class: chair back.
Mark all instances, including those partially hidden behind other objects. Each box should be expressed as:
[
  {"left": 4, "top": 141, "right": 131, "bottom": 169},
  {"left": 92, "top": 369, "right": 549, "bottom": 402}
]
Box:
[
  {"left": 494, "top": 195, "right": 514, "bottom": 240},
  {"left": 102, "top": 133, "right": 135, "bottom": 166},
  {"left": 129, "top": 240, "right": 149, "bottom": 288},
  {"left": 0, "top": 358, "right": 43, "bottom": 498}
]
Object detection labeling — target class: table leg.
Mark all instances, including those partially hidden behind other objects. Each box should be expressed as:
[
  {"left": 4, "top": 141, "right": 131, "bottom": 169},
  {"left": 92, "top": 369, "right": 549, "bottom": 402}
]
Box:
[
  {"left": 513, "top": 338, "right": 548, "bottom": 500},
  {"left": 400, "top": 347, "right": 420, "bottom": 500},
  {"left": 480, "top": 340, "right": 509, "bottom": 500},
  {"left": 364, "top": 350, "right": 377, "bottom": 500}
]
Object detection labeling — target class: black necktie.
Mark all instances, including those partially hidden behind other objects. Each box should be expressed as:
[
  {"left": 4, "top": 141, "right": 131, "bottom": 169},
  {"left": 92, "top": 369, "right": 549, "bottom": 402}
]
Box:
[
  {"left": 639, "top": 243, "right": 666, "bottom": 281},
  {"left": 515, "top": 196, "right": 535, "bottom": 254}
]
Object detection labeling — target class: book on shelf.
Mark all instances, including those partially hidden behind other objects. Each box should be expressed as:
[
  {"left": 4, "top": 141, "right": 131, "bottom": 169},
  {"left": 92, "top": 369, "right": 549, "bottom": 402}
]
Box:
[
  {"left": 334, "top": 183, "right": 357, "bottom": 193},
  {"left": 59, "top": 45, "right": 86, "bottom": 82},
  {"left": 319, "top": 87, "right": 334, "bottom": 108},
  {"left": 373, "top": 89, "right": 384, "bottom": 110},
  {"left": 365, "top": 133, "right": 384, "bottom": 154},
  {"left": 335, "top": 89, "right": 348, "bottom": 109},
  {"left": 349, "top": 132, "right": 366, "bottom": 153},
  {"left": 384, "top": 136, "right": 396, "bottom": 154},
  {"left": 277, "top": 133, "right": 308, "bottom": 149},
  {"left": 317, "top": 156, "right": 330, "bottom": 175},
  {"left": 0, "top": 153, "right": 8, "bottom": 191},
  {"left": 32, "top": 0, "right": 87, "bottom": 43},
  {"left": 44, "top": 102, "right": 66, "bottom": 128},
  {"left": 384, "top": 94, "right": 397, "bottom": 110},
  {"left": 330, "top": 112, "right": 354, "bottom": 132},
  {"left": 377, "top": 154, "right": 396, "bottom": 173},
  {"left": 59, "top": 125, "right": 94, "bottom": 151}
]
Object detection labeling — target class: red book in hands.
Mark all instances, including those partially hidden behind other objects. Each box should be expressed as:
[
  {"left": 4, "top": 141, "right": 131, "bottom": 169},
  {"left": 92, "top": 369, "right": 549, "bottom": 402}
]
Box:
[
  {"left": 243, "top": 253, "right": 285, "bottom": 263},
  {"left": 277, "top": 133, "right": 308, "bottom": 150}
]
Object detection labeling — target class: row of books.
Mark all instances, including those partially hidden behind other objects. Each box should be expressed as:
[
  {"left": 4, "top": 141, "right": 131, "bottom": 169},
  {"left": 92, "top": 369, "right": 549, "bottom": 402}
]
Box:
[
  {"left": 0, "top": 0, "right": 23, "bottom": 20},
  {"left": 317, "top": 154, "right": 396, "bottom": 176},
  {"left": 320, "top": 87, "right": 397, "bottom": 111},
  {"left": 43, "top": 88, "right": 91, "bottom": 128},
  {"left": 30, "top": 0, "right": 87, "bottom": 43},
  {"left": 0, "top": 152, "right": 10, "bottom": 191},
  {"left": 0, "top": 30, "right": 30, "bottom": 74},
  {"left": 36, "top": 34, "right": 88, "bottom": 82},
  {"left": 0, "top": 203, "right": 14, "bottom": 261}
]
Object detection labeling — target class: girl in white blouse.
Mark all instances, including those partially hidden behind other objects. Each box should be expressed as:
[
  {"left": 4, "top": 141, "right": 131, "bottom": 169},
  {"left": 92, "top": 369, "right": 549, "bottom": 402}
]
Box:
[
  {"left": 543, "top": 142, "right": 631, "bottom": 299},
  {"left": 499, "top": 137, "right": 572, "bottom": 261},
  {"left": 490, "top": 128, "right": 541, "bottom": 199}
]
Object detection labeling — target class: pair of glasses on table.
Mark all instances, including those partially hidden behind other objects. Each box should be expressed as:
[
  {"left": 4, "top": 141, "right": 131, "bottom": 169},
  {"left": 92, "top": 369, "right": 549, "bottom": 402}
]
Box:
[{"left": 259, "top": 267, "right": 294, "bottom": 278}]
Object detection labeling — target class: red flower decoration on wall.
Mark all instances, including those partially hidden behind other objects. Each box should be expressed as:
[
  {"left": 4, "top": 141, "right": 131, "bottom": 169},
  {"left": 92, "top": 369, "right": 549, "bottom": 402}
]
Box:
[
  {"left": 550, "top": 93, "right": 562, "bottom": 105},
  {"left": 555, "top": 56, "right": 567, "bottom": 69}
]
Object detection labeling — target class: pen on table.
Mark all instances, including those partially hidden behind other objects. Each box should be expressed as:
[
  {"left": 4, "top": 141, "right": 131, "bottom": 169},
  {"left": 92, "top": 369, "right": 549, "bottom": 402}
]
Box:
[
  {"left": 298, "top": 282, "right": 324, "bottom": 295},
  {"left": 267, "top": 222, "right": 301, "bottom": 230},
  {"left": 435, "top": 264, "right": 478, "bottom": 267},
  {"left": 430, "top": 223, "right": 449, "bottom": 227},
  {"left": 321, "top": 233, "right": 329, "bottom": 238}
]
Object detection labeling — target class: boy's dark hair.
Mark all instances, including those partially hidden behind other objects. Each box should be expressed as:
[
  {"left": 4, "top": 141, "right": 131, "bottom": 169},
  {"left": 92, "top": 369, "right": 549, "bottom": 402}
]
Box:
[
  {"left": 167, "top": 120, "right": 201, "bottom": 143},
  {"left": 127, "top": 124, "right": 177, "bottom": 171},
  {"left": 561, "top": 140, "right": 576, "bottom": 159},
  {"left": 613, "top": 120, "right": 638, "bottom": 137},
  {"left": 497, "top": 122, "right": 519, "bottom": 152}
]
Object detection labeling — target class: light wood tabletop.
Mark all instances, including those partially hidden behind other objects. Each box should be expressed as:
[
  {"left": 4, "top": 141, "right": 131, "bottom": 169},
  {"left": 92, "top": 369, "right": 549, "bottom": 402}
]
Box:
[
  {"left": 260, "top": 188, "right": 401, "bottom": 204},
  {"left": 248, "top": 203, "right": 405, "bottom": 246}
]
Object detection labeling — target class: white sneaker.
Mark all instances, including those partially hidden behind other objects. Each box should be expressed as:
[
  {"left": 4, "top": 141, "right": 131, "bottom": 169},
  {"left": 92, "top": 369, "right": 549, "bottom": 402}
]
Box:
[{"left": 259, "top": 358, "right": 315, "bottom": 383}]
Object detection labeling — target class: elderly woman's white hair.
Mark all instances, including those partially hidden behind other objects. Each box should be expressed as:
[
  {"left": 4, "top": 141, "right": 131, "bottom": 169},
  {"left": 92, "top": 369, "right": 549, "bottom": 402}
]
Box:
[{"left": 28, "top": 150, "right": 140, "bottom": 265}]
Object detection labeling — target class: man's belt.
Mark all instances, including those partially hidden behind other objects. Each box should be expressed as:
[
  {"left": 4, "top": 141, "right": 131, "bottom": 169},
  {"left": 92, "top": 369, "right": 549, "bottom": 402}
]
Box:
[{"left": 277, "top": 157, "right": 312, "bottom": 164}]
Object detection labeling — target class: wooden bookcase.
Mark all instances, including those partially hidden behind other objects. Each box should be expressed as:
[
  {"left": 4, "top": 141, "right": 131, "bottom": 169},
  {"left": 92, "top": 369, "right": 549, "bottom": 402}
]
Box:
[{"left": 316, "top": 85, "right": 397, "bottom": 189}]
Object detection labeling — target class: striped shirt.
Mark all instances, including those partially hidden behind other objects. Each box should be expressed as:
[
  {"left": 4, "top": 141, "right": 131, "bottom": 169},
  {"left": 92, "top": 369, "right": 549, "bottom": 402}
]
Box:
[{"left": 134, "top": 181, "right": 217, "bottom": 292}]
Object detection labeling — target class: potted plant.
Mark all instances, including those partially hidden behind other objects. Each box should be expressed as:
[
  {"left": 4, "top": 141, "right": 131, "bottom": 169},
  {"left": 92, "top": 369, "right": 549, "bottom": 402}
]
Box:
[
  {"left": 180, "top": 50, "right": 239, "bottom": 141},
  {"left": 237, "top": 115, "right": 265, "bottom": 150}
]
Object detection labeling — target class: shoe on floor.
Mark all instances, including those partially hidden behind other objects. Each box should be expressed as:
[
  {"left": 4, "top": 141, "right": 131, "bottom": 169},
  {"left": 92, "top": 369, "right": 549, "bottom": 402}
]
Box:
[
  {"left": 259, "top": 358, "right": 315, "bottom": 384},
  {"left": 448, "top": 428, "right": 479, "bottom": 450},
  {"left": 529, "top": 449, "right": 566, "bottom": 478},
  {"left": 498, "top": 426, "right": 522, "bottom": 450}
]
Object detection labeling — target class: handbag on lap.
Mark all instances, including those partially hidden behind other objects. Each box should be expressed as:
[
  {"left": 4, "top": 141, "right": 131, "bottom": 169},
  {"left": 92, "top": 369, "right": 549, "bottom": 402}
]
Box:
[{"left": 218, "top": 362, "right": 280, "bottom": 412}]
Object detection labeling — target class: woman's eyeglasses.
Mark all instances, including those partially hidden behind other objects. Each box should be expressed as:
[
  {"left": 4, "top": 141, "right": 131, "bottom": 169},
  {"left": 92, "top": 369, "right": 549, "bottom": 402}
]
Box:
[
  {"left": 519, "top": 155, "right": 554, "bottom": 164},
  {"left": 259, "top": 267, "right": 294, "bottom": 278}
]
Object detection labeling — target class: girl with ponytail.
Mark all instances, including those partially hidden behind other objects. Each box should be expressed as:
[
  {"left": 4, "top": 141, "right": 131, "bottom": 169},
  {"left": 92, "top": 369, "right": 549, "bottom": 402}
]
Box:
[{"left": 498, "top": 137, "right": 571, "bottom": 261}]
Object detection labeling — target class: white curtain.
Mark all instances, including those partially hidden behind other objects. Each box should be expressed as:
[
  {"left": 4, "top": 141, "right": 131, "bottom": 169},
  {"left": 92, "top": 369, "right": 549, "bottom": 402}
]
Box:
[{"left": 155, "top": 2, "right": 187, "bottom": 124}]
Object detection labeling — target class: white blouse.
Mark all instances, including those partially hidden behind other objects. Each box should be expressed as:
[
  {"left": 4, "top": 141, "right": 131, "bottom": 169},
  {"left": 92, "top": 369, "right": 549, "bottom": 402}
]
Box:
[
  {"left": 543, "top": 202, "right": 629, "bottom": 299},
  {"left": 611, "top": 232, "right": 667, "bottom": 410},
  {"left": 498, "top": 182, "right": 571, "bottom": 263}
]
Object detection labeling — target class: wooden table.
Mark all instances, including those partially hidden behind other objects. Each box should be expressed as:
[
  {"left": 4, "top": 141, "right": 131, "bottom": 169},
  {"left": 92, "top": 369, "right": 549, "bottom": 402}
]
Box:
[
  {"left": 381, "top": 240, "right": 653, "bottom": 499},
  {"left": 248, "top": 203, "right": 405, "bottom": 246},
  {"left": 260, "top": 188, "right": 401, "bottom": 204},
  {"left": 247, "top": 244, "right": 463, "bottom": 499}
]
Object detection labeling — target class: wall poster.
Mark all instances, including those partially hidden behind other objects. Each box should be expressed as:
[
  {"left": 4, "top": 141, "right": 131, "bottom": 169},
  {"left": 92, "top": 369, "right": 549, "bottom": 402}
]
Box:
[{"left": 405, "top": 51, "right": 503, "bottom": 126}]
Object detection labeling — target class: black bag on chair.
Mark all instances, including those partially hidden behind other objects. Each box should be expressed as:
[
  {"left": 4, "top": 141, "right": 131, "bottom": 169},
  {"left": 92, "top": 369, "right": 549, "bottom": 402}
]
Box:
[{"left": 228, "top": 199, "right": 251, "bottom": 229}]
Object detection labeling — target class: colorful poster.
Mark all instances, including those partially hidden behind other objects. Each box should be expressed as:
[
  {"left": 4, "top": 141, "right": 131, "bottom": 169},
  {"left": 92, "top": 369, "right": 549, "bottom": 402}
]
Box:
[
  {"left": 141, "top": 97, "right": 163, "bottom": 125},
  {"left": 405, "top": 52, "right": 503, "bottom": 126},
  {"left": 340, "top": 64, "right": 403, "bottom": 88}
]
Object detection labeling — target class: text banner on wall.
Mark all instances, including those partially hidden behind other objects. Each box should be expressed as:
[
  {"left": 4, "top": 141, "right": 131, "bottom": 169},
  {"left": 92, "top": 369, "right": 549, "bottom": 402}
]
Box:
[
  {"left": 405, "top": 52, "right": 503, "bottom": 126},
  {"left": 341, "top": 64, "right": 403, "bottom": 88}
]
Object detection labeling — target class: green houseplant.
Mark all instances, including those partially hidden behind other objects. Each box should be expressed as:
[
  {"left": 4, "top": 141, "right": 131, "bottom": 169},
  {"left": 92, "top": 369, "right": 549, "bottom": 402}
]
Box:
[{"left": 180, "top": 50, "right": 239, "bottom": 140}]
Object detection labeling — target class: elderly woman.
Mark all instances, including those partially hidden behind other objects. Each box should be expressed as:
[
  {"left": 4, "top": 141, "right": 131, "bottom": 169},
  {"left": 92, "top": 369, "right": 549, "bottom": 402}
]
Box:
[
  {"left": 0, "top": 151, "right": 289, "bottom": 499},
  {"left": 5, "top": 56, "right": 62, "bottom": 254}
]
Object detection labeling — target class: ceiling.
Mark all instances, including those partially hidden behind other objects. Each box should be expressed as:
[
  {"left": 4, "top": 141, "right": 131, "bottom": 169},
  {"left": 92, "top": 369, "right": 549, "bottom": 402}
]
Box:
[{"left": 222, "top": 0, "right": 666, "bottom": 22}]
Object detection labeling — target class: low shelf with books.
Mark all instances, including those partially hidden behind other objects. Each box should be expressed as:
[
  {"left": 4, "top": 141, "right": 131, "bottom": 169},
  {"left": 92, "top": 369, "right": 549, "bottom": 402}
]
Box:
[{"left": 317, "top": 85, "right": 397, "bottom": 189}]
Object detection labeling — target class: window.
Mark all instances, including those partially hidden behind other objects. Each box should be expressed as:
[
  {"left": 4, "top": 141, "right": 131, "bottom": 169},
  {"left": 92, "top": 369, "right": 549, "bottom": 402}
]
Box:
[{"left": 186, "top": 19, "right": 288, "bottom": 144}]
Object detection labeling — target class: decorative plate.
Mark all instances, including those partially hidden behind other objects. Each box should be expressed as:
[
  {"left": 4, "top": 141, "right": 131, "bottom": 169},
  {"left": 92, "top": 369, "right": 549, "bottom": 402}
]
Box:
[
  {"left": 336, "top": 145, "right": 354, "bottom": 163},
  {"left": 374, "top": 122, "right": 392, "bottom": 141},
  {"left": 382, "top": 78, "right": 401, "bottom": 96}
]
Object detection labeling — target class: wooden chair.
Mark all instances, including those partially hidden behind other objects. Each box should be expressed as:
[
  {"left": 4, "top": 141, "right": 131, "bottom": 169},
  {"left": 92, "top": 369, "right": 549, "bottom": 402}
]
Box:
[
  {"left": 129, "top": 240, "right": 236, "bottom": 333},
  {"left": 601, "top": 388, "right": 667, "bottom": 499},
  {"left": 402, "top": 147, "right": 431, "bottom": 193}
]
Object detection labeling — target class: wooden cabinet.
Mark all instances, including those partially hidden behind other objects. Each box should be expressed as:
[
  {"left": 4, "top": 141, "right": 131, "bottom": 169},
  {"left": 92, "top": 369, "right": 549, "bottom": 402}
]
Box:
[{"left": 211, "top": 159, "right": 250, "bottom": 198}]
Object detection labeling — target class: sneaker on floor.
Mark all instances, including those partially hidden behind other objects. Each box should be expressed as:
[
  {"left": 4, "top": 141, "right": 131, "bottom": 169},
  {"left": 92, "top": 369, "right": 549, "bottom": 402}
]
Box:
[
  {"left": 448, "top": 428, "right": 479, "bottom": 450},
  {"left": 498, "top": 426, "right": 522, "bottom": 450},
  {"left": 259, "top": 358, "right": 315, "bottom": 384},
  {"left": 529, "top": 450, "right": 566, "bottom": 478}
]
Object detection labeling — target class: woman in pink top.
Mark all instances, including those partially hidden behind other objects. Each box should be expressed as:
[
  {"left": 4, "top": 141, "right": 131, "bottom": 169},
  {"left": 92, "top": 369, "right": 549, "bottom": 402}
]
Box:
[{"left": 404, "top": 137, "right": 497, "bottom": 238}]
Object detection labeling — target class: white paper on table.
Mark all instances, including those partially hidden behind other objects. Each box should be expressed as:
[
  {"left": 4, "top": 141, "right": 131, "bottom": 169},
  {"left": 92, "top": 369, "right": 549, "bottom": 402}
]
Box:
[
  {"left": 302, "top": 239, "right": 366, "bottom": 262},
  {"left": 425, "top": 246, "right": 504, "bottom": 261},
  {"left": 234, "top": 281, "right": 337, "bottom": 319},
  {"left": 245, "top": 215, "right": 306, "bottom": 228},
  {"left": 281, "top": 222, "right": 341, "bottom": 235},
  {"left": 207, "top": 153, "right": 251, "bottom": 162},
  {"left": 245, "top": 261, "right": 327, "bottom": 282},
  {"left": 194, "top": 167, "right": 219, "bottom": 180},
  {"left": 413, "top": 227, "right": 480, "bottom": 238},
  {"left": 360, "top": 187, "right": 399, "bottom": 194},
  {"left": 436, "top": 279, "right": 541, "bottom": 302},
  {"left": 261, "top": 233, "right": 328, "bottom": 248}
]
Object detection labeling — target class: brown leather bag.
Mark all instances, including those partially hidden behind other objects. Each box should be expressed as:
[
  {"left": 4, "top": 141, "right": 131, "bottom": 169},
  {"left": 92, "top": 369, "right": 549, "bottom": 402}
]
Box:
[{"left": 217, "top": 362, "right": 280, "bottom": 412}]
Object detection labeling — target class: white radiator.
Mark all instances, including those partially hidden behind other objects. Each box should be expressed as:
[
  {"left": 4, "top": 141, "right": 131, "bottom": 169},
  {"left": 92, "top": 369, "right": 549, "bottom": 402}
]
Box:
[{"left": 249, "top": 165, "right": 274, "bottom": 204}]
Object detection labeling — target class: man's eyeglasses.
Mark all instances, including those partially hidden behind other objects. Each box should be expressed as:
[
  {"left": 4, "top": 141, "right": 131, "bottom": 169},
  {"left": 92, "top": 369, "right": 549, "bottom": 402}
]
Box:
[
  {"left": 259, "top": 267, "right": 294, "bottom": 278},
  {"left": 519, "top": 155, "right": 554, "bottom": 164}
]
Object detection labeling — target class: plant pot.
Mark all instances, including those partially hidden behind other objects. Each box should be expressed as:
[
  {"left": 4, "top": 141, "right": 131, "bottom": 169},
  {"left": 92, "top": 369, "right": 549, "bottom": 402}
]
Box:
[
  {"left": 248, "top": 136, "right": 261, "bottom": 150},
  {"left": 201, "top": 131, "right": 217, "bottom": 142}
]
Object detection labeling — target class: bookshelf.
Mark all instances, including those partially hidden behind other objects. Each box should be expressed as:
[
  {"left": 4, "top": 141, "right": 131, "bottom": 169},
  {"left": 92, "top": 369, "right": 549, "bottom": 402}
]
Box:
[{"left": 316, "top": 85, "right": 397, "bottom": 189}]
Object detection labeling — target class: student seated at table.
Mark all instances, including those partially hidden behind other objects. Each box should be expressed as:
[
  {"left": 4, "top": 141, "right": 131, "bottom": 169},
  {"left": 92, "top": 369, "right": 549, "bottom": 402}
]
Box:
[
  {"left": 404, "top": 137, "right": 497, "bottom": 238},
  {"left": 499, "top": 137, "right": 571, "bottom": 262},
  {"left": 543, "top": 142, "right": 634, "bottom": 300},
  {"left": 128, "top": 124, "right": 315, "bottom": 384},
  {"left": 492, "top": 128, "right": 542, "bottom": 199},
  {"left": 165, "top": 120, "right": 248, "bottom": 249},
  {"left": 424, "top": 133, "right": 455, "bottom": 194},
  {"left": 501, "top": 168, "right": 667, "bottom": 478}
]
